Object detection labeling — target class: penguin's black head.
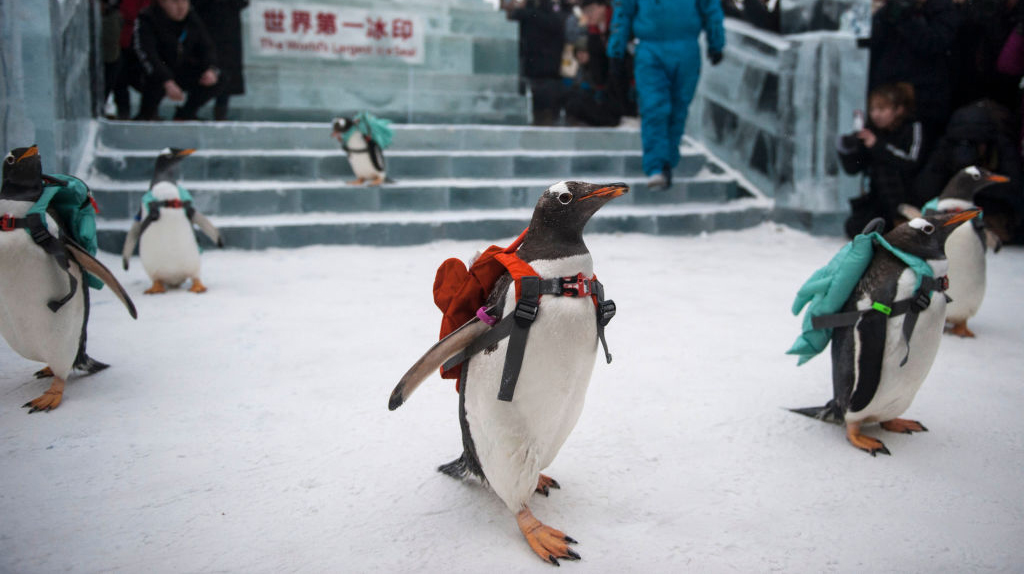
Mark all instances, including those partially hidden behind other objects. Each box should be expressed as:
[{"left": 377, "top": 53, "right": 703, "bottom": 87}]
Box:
[
  {"left": 151, "top": 147, "right": 194, "bottom": 186},
  {"left": 331, "top": 117, "right": 354, "bottom": 139},
  {"left": 884, "top": 210, "right": 982, "bottom": 260},
  {"left": 519, "top": 181, "right": 629, "bottom": 260},
  {"left": 1, "top": 145, "right": 44, "bottom": 201},
  {"left": 939, "top": 165, "right": 1009, "bottom": 204}
]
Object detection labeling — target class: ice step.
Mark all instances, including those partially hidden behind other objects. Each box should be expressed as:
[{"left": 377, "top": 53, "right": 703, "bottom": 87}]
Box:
[
  {"left": 90, "top": 147, "right": 706, "bottom": 182},
  {"left": 89, "top": 174, "right": 743, "bottom": 219},
  {"left": 97, "top": 198, "right": 772, "bottom": 250},
  {"left": 95, "top": 120, "right": 644, "bottom": 152}
]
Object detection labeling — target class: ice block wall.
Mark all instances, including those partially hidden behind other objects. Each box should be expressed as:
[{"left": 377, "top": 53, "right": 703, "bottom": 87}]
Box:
[
  {"left": 688, "top": 18, "right": 868, "bottom": 223},
  {"left": 231, "top": 0, "right": 527, "bottom": 123},
  {"left": 1, "top": 0, "right": 96, "bottom": 174}
]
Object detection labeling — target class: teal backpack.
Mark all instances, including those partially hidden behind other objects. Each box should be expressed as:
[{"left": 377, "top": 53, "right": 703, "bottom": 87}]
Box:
[
  {"left": 28, "top": 174, "right": 103, "bottom": 290},
  {"left": 787, "top": 224, "right": 940, "bottom": 366}
]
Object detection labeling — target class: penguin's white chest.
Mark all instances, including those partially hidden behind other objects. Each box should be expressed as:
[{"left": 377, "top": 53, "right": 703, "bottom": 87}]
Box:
[
  {"left": 943, "top": 223, "right": 986, "bottom": 323},
  {"left": 852, "top": 262, "right": 948, "bottom": 423},
  {"left": 463, "top": 254, "right": 598, "bottom": 511},
  {"left": 345, "top": 132, "right": 384, "bottom": 180},
  {"left": 139, "top": 187, "right": 200, "bottom": 286},
  {"left": 0, "top": 203, "right": 84, "bottom": 378}
]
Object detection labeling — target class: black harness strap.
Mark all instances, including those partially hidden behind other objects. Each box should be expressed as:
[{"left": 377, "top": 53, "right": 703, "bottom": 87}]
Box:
[
  {"left": 498, "top": 276, "right": 541, "bottom": 402},
  {"left": 811, "top": 275, "right": 950, "bottom": 366},
  {"left": 0, "top": 213, "right": 77, "bottom": 312},
  {"left": 138, "top": 199, "right": 196, "bottom": 236},
  {"left": 440, "top": 274, "right": 616, "bottom": 403}
]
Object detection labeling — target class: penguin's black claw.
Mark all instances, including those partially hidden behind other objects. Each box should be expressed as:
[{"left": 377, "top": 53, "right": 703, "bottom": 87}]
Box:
[
  {"left": 548, "top": 555, "right": 559, "bottom": 567},
  {"left": 564, "top": 536, "right": 578, "bottom": 544},
  {"left": 566, "top": 549, "right": 581, "bottom": 561}
]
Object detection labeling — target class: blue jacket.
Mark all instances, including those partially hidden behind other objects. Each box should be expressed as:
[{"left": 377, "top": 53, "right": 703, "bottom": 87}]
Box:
[{"left": 607, "top": 0, "right": 726, "bottom": 58}]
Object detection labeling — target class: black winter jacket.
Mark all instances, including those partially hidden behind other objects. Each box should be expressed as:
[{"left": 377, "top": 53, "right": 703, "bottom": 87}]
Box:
[{"left": 133, "top": 6, "right": 218, "bottom": 84}]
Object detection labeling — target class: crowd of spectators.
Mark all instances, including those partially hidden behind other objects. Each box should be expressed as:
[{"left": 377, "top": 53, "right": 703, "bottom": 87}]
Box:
[
  {"left": 836, "top": 0, "right": 1024, "bottom": 244},
  {"left": 97, "top": 0, "right": 248, "bottom": 121}
]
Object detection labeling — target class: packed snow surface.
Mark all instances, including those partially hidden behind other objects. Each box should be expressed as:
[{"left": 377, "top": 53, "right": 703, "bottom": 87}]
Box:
[{"left": 1, "top": 224, "right": 1022, "bottom": 572}]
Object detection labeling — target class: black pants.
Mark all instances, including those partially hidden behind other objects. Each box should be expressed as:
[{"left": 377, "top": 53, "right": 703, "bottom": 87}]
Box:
[{"left": 136, "top": 66, "right": 220, "bottom": 120}]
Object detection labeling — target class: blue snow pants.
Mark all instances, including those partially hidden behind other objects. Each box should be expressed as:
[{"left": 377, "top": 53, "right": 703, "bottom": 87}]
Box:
[{"left": 634, "top": 39, "right": 702, "bottom": 177}]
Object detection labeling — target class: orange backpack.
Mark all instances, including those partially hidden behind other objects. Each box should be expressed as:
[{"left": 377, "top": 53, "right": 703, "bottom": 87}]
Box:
[{"left": 432, "top": 228, "right": 616, "bottom": 400}]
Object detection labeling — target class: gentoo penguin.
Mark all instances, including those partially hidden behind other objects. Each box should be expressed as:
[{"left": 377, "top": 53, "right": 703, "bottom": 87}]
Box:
[
  {"left": 917, "top": 166, "right": 1008, "bottom": 337},
  {"left": 792, "top": 209, "right": 980, "bottom": 455},
  {"left": 330, "top": 116, "right": 387, "bottom": 186},
  {"left": 121, "top": 147, "right": 223, "bottom": 294},
  {"left": 0, "top": 145, "right": 137, "bottom": 412},
  {"left": 389, "top": 181, "right": 628, "bottom": 565}
]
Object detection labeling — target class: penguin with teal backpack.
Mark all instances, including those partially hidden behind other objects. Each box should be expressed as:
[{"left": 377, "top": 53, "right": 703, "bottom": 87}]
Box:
[
  {"left": 121, "top": 148, "right": 223, "bottom": 294},
  {"left": 330, "top": 111, "right": 393, "bottom": 186},
  {"left": 788, "top": 210, "right": 980, "bottom": 455},
  {"left": 0, "top": 145, "right": 137, "bottom": 412}
]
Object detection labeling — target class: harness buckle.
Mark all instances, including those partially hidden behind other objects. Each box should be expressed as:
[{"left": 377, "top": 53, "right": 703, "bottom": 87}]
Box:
[
  {"left": 937, "top": 276, "right": 949, "bottom": 291},
  {"left": 598, "top": 299, "right": 616, "bottom": 326},
  {"left": 561, "top": 273, "right": 591, "bottom": 297},
  {"left": 913, "top": 292, "right": 931, "bottom": 311},
  {"left": 165, "top": 199, "right": 184, "bottom": 209},
  {"left": 513, "top": 298, "right": 539, "bottom": 326},
  {"left": 0, "top": 214, "right": 15, "bottom": 231}
]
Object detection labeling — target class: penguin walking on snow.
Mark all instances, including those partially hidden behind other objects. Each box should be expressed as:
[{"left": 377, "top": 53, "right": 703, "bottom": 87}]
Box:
[
  {"left": 0, "top": 146, "right": 137, "bottom": 412},
  {"left": 121, "top": 148, "right": 223, "bottom": 294},
  {"left": 906, "top": 166, "right": 1008, "bottom": 338},
  {"left": 330, "top": 114, "right": 389, "bottom": 186},
  {"left": 792, "top": 210, "right": 980, "bottom": 455},
  {"left": 389, "top": 181, "right": 628, "bottom": 565}
]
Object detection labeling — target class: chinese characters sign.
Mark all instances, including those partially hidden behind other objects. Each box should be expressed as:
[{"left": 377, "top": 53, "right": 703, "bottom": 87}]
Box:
[{"left": 251, "top": 1, "right": 425, "bottom": 64}]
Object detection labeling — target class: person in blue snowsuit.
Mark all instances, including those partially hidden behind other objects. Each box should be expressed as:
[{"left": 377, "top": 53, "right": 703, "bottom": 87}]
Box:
[{"left": 607, "top": 0, "right": 725, "bottom": 189}]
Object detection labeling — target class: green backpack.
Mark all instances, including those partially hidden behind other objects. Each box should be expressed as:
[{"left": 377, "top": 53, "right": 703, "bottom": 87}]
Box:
[{"left": 28, "top": 174, "right": 103, "bottom": 289}]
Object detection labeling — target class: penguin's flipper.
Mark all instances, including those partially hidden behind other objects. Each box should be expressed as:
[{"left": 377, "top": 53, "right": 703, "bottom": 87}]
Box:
[
  {"left": 984, "top": 228, "right": 1003, "bottom": 253},
  {"left": 368, "top": 139, "right": 386, "bottom": 173},
  {"left": 63, "top": 239, "right": 138, "bottom": 319},
  {"left": 121, "top": 220, "right": 142, "bottom": 270},
  {"left": 190, "top": 211, "right": 224, "bottom": 247},
  {"left": 388, "top": 318, "right": 491, "bottom": 411}
]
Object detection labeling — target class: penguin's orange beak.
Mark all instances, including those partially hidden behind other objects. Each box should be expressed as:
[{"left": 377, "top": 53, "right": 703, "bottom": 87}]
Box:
[
  {"left": 986, "top": 174, "right": 1010, "bottom": 183},
  {"left": 943, "top": 208, "right": 982, "bottom": 227},
  {"left": 176, "top": 148, "right": 196, "bottom": 157},
  {"left": 17, "top": 146, "right": 39, "bottom": 162},
  {"left": 579, "top": 183, "right": 630, "bottom": 201}
]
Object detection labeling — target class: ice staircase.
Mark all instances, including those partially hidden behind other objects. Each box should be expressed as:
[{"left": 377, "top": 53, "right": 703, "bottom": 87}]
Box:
[{"left": 87, "top": 119, "right": 771, "bottom": 250}]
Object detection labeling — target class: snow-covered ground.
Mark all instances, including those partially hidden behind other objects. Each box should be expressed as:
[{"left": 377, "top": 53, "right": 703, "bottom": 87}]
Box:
[{"left": 1, "top": 224, "right": 1022, "bottom": 573}]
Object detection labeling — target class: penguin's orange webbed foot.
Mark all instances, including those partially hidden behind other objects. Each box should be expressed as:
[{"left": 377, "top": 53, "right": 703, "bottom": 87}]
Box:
[
  {"left": 846, "top": 423, "right": 891, "bottom": 456},
  {"left": 881, "top": 418, "right": 928, "bottom": 434},
  {"left": 945, "top": 321, "right": 975, "bottom": 338},
  {"left": 23, "top": 377, "right": 66, "bottom": 413},
  {"left": 33, "top": 366, "right": 54, "bottom": 379},
  {"left": 516, "top": 507, "right": 580, "bottom": 566},
  {"left": 368, "top": 175, "right": 385, "bottom": 187},
  {"left": 536, "top": 474, "right": 561, "bottom": 497},
  {"left": 347, "top": 177, "right": 366, "bottom": 186},
  {"left": 188, "top": 278, "right": 207, "bottom": 293},
  {"left": 144, "top": 280, "right": 167, "bottom": 294}
]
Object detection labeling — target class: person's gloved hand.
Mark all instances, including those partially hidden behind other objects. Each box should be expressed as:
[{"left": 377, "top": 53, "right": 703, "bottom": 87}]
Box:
[{"left": 708, "top": 50, "right": 724, "bottom": 65}]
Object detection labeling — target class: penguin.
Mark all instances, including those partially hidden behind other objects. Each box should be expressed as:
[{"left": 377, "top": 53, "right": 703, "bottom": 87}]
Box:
[
  {"left": 388, "top": 181, "right": 629, "bottom": 565},
  {"left": 330, "top": 116, "right": 387, "bottom": 186},
  {"left": 120, "top": 147, "right": 223, "bottom": 294},
  {"left": 0, "top": 145, "right": 137, "bottom": 412},
  {"left": 792, "top": 210, "right": 981, "bottom": 455},
  {"left": 920, "top": 166, "right": 1008, "bottom": 338}
]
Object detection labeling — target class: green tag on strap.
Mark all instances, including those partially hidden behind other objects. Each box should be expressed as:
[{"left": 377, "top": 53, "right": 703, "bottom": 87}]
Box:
[{"left": 872, "top": 302, "right": 892, "bottom": 315}]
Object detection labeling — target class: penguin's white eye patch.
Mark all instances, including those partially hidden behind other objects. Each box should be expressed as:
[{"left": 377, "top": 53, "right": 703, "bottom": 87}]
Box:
[
  {"left": 908, "top": 218, "right": 935, "bottom": 234},
  {"left": 557, "top": 192, "right": 573, "bottom": 205},
  {"left": 4, "top": 154, "right": 14, "bottom": 165},
  {"left": 966, "top": 166, "right": 981, "bottom": 180}
]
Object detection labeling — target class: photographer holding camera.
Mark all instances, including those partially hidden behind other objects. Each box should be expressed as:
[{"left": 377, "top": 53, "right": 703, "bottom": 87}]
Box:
[{"left": 868, "top": 0, "right": 959, "bottom": 156}]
